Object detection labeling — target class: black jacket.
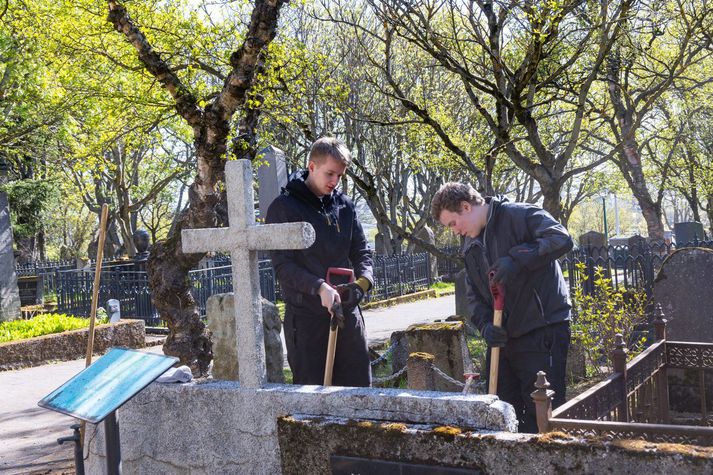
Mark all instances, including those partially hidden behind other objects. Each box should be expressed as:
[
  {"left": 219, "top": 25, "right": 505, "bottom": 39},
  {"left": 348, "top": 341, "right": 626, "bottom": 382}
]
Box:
[
  {"left": 265, "top": 170, "right": 373, "bottom": 316},
  {"left": 465, "top": 197, "right": 573, "bottom": 339}
]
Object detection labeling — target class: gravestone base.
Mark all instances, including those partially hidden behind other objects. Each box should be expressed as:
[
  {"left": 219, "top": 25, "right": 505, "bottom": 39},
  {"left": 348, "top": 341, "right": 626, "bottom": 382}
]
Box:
[
  {"left": 278, "top": 415, "right": 713, "bottom": 474},
  {"left": 207, "top": 293, "right": 284, "bottom": 382},
  {"left": 84, "top": 382, "right": 516, "bottom": 474},
  {"left": 392, "top": 322, "right": 473, "bottom": 391}
]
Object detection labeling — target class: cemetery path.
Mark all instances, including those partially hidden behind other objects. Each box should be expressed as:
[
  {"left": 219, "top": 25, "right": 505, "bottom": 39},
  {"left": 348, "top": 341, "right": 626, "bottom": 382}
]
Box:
[{"left": 0, "top": 294, "right": 455, "bottom": 474}]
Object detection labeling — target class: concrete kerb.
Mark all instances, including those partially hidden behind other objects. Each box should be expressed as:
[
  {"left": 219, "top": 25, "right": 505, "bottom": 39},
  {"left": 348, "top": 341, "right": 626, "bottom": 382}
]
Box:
[
  {"left": 363, "top": 288, "right": 455, "bottom": 310},
  {"left": 84, "top": 381, "right": 517, "bottom": 474}
]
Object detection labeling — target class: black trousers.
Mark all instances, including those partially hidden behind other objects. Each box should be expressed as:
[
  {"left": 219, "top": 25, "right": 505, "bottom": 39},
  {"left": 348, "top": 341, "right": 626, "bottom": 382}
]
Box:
[
  {"left": 284, "top": 304, "right": 371, "bottom": 387},
  {"left": 486, "top": 321, "right": 570, "bottom": 433}
]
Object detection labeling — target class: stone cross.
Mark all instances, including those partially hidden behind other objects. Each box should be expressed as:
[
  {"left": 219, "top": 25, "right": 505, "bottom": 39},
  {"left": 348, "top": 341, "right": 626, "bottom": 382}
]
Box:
[{"left": 182, "top": 160, "right": 315, "bottom": 388}]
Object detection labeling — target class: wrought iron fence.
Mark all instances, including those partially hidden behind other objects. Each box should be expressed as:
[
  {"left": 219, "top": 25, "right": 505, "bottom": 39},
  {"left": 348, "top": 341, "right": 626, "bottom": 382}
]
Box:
[
  {"left": 50, "top": 252, "right": 435, "bottom": 326},
  {"left": 368, "top": 252, "right": 432, "bottom": 301},
  {"left": 559, "top": 239, "right": 713, "bottom": 295},
  {"left": 534, "top": 318, "right": 713, "bottom": 446}
]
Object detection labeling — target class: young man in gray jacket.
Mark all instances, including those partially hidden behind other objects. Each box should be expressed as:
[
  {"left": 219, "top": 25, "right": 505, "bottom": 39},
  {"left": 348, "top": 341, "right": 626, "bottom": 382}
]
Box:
[{"left": 432, "top": 182, "right": 573, "bottom": 432}]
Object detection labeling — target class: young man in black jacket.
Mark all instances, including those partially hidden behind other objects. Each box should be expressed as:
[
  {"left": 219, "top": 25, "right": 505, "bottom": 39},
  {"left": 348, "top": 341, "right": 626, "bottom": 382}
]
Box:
[
  {"left": 432, "top": 182, "right": 573, "bottom": 432},
  {"left": 265, "top": 137, "right": 372, "bottom": 387}
]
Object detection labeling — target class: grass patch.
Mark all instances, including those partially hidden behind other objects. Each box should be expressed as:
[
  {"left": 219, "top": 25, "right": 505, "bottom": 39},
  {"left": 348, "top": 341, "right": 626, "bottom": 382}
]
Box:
[
  {"left": 430, "top": 281, "right": 455, "bottom": 296},
  {"left": 0, "top": 313, "right": 106, "bottom": 343}
]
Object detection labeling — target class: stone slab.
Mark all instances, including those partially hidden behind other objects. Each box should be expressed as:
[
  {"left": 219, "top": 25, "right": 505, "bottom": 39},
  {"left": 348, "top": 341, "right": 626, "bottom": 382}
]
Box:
[{"left": 84, "top": 382, "right": 516, "bottom": 474}]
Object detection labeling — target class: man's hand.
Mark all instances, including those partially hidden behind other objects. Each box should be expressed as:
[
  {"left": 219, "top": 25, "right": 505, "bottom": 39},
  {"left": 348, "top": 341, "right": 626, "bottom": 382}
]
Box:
[
  {"left": 318, "top": 282, "right": 340, "bottom": 316},
  {"left": 489, "top": 256, "right": 521, "bottom": 285},
  {"left": 336, "top": 277, "right": 369, "bottom": 311},
  {"left": 482, "top": 323, "right": 508, "bottom": 347}
]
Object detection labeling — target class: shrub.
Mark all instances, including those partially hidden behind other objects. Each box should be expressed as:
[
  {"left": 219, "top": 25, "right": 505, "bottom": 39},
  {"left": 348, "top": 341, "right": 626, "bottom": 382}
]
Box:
[
  {"left": 571, "top": 263, "right": 648, "bottom": 376},
  {"left": 0, "top": 313, "right": 108, "bottom": 343}
]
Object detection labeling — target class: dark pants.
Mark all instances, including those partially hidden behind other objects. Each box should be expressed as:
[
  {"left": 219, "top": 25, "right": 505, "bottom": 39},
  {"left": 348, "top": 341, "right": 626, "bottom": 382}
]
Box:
[
  {"left": 284, "top": 304, "right": 371, "bottom": 387},
  {"left": 486, "top": 321, "right": 570, "bottom": 433}
]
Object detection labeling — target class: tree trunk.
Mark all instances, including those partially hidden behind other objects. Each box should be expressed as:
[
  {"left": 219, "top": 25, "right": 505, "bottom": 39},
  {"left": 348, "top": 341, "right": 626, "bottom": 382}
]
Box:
[{"left": 108, "top": 0, "right": 288, "bottom": 375}]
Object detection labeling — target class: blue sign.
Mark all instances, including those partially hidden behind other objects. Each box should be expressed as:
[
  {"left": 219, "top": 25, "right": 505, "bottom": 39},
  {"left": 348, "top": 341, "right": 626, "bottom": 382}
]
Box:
[{"left": 38, "top": 347, "right": 179, "bottom": 423}]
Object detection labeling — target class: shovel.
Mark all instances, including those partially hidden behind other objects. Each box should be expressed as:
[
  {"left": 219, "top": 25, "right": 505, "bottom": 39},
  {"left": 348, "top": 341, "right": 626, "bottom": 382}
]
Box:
[
  {"left": 488, "top": 273, "right": 506, "bottom": 395},
  {"left": 323, "top": 267, "right": 354, "bottom": 386}
]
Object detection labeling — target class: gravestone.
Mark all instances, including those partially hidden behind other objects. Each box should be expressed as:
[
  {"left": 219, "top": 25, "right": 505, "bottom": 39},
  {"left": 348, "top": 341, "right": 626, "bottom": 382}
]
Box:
[
  {"left": 628, "top": 234, "right": 647, "bottom": 258},
  {"left": 454, "top": 268, "right": 473, "bottom": 318},
  {"left": 579, "top": 230, "right": 607, "bottom": 262},
  {"left": 107, "top": 299, "right": 121, "bottom": 323},
  {"left": 207, "top": 293, "right": 284, "bottom": 382},
  {"left": 674, "top": 221, "right": 705, "bottom": 246},
  {"left": 410, "top": 225, "right": 438, "bottom": 279},
  {"left": 182, "top": 159, "right": 315, "bottom": 387},
  {"left": 17, "top": 275, "right": 43, "bottom": 306},
  {"left": 653, "top": 248, "right": 713, "bottom": 343},
  {"left": 0, "top": 158, "right": 20, "bottom": 322},
  {"left": 132, "top": 229, "right": 151, "bottom": 262},
  {"left": 375, "top": 232, "right": 386, "bottom": 256},
  {"left": 257, "top": 145, "right": 288, "bottom": 221}
]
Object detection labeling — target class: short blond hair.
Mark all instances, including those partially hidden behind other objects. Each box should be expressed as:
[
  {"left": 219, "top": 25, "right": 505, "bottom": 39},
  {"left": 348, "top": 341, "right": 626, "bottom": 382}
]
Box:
[
  {"left": 431, "top": 182, "right": 484, "bottom": 220},
  {"left": 309, "top": 137, "right": 352, "bottom": 166}
]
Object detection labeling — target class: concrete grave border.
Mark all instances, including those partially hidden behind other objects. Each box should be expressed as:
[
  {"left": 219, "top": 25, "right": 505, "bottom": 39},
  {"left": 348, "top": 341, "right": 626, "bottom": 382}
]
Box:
[{"left": 84, "top": 381, "right": 516, "bottom": 474}]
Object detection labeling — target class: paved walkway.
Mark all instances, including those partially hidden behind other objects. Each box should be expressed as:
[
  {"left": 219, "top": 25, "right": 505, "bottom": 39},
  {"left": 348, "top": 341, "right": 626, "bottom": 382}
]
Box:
[{"left": 0, "top": 295, "right": 455, "bottom": 474}]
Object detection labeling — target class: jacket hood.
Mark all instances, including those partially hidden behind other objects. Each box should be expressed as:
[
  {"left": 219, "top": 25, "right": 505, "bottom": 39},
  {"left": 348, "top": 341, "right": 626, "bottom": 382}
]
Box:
[{"left": 284, "top": 169, "right": 339, "bottom": 209}]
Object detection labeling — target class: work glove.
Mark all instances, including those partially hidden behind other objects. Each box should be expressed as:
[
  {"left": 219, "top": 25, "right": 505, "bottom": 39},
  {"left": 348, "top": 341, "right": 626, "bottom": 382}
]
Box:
[
  {"left": 330, "top": 302, "right": 345, "bottom": 330},
  {"left": 489, "top": 256, "right": 521, "bottom": 285},
  {"left": 481, "top": 323, "right": 508, "bottom": 347},
  {"left": 336, "top": 277, "right": 370, "bottom": 311}
]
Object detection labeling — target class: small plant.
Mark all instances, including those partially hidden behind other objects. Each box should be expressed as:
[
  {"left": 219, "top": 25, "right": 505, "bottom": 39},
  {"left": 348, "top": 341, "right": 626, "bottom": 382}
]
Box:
[
  {"left": 0, "top": 313, "right": 109, "bottom": 343},
  {"left": 571, "top": 263, "right": 648, "bottom": 376}
]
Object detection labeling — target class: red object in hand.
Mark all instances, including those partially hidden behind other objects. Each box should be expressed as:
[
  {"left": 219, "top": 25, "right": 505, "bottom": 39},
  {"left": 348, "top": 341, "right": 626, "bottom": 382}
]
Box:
[
  {"left": 488, "top": 270, "right": 506, "bottom": 311},
  {"left": 327, "top": 267, "right": 354, "bottom": 300}
]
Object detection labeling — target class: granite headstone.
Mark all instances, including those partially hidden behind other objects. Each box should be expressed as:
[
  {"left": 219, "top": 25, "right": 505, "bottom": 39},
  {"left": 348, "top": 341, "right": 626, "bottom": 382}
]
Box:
[{"left": 653, "top": 248, "right": 713, "bottom": 343}]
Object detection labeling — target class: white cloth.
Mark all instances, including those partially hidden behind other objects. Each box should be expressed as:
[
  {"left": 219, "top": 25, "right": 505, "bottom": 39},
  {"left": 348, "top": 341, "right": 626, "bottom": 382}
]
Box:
[{"left": 156, "top": 365, "right": 193, "bottom": 383}]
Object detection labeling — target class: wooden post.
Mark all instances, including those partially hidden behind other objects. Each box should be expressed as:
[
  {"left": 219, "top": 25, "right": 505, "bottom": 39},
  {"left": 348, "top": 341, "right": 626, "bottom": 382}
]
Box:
[
  {"left": 85, "top": 204, "right": 109, "bottom": 367},
  {"left": 530, "top": 371, "right": 554, "bottom": 433},
  {"left": 407, "top": 352, "right": 436, "bottom": 391},
  {"left": 611, "top": 333, "right": 629, "bottom": 422}
]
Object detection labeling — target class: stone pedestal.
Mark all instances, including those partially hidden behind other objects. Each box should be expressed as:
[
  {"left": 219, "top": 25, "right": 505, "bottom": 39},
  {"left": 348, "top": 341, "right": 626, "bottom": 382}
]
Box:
[
  {"left": 401, "top": 321, "right": 473, "bottom": 391},
  {"left": 407, "top": 352, "right": 436, "bottom": 391},
  {"left": 206, "top": 293, "right": 285, "bottom": 382}
]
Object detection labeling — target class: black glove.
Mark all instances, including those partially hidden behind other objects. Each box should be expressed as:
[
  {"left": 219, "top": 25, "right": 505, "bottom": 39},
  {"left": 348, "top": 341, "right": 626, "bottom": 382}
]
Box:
[
  {"left": 489, "top": 256, "right": 521, "bottom": 285},
  {"left": 482, "top": 323, "right": 508, "bottom": 347},
  {"left": 336, "top": 282, "right": 365, "bottom": 311},
  {"left": 330, "top": 302, "right": 345, "bottom": 330}
]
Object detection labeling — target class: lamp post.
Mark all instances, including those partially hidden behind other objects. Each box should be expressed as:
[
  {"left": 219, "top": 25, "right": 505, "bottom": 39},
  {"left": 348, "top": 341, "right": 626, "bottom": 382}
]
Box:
[{"left": 602, "top": 196, "right": 608, "bottom": 241}]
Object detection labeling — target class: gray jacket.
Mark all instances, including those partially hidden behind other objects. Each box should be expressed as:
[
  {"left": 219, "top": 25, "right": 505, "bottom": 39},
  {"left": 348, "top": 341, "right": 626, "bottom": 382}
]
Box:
[{"left": 464, "top": 197, "right": 573, "bottom": 339}]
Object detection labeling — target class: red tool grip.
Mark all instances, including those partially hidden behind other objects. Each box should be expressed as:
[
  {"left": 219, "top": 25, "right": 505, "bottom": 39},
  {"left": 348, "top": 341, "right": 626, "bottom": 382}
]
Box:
[
  {"left": 488, "top": 271, "right": 505, "bottom": 310},
  {"left": 326, "top": 267, "right": 355, "bottom": 287}
]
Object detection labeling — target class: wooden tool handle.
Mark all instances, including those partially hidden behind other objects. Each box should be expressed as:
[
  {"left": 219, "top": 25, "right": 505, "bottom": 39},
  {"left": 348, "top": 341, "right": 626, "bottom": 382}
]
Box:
[
  {"left": 488, "top": 309, "right": 503, "bottom": 395},
  {"left": 323, "top": 327, "right": 338, "bottom": 386}
]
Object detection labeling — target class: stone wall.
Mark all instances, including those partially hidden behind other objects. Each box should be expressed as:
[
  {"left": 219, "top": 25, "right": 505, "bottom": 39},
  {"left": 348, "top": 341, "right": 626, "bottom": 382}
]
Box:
[
  {"left": 84, "top": 382, "right": 516, "bottom": 474},
  {"left": 0, "top": 319, "right": 145, "bottom": 371},
  {"left": 278, "top": 415, "right": 713, "bottom": 474}
]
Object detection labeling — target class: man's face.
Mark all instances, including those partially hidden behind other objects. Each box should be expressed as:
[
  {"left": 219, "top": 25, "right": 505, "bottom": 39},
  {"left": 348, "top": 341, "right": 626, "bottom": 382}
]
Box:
[
  {"left": 306, "top": 154, "right": 347, "bottom": 197},
  {"left": 439, "top": 201, "right": 479, "bottom": 238}
]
